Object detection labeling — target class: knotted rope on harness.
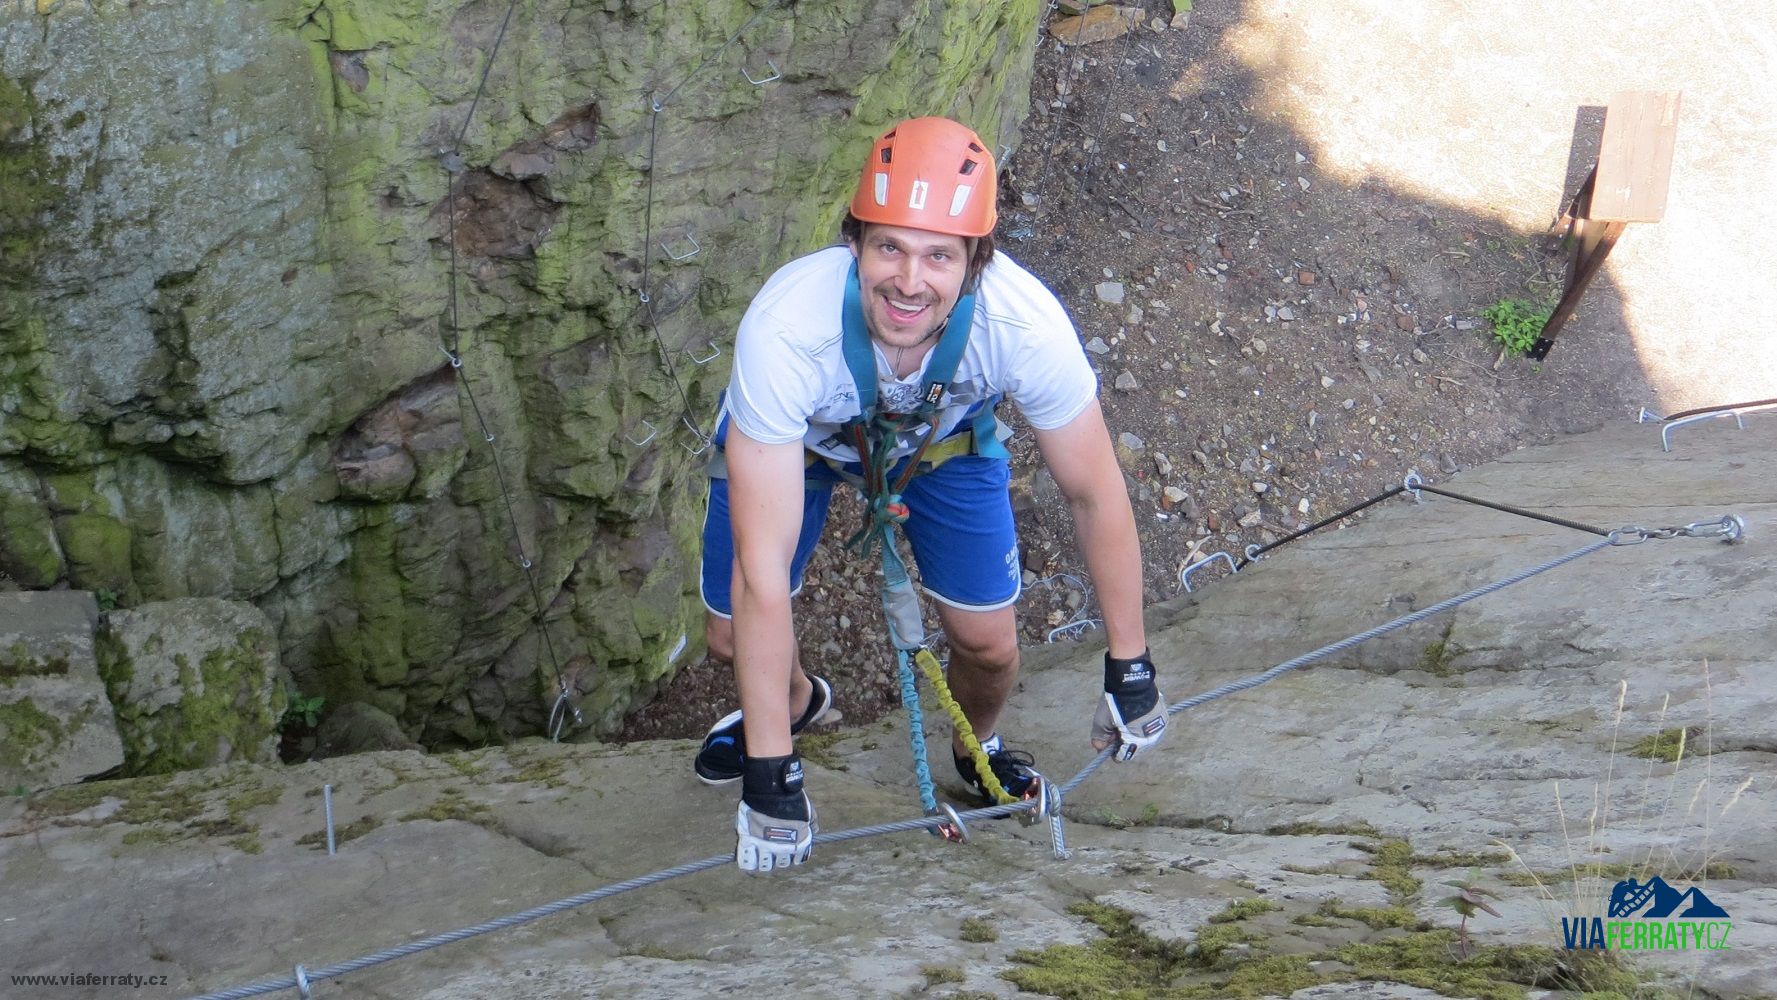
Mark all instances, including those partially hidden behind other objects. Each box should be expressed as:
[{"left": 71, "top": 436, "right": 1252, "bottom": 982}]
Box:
[{"left": 835, "top": 261, "right": 1017, "bottom": 813}]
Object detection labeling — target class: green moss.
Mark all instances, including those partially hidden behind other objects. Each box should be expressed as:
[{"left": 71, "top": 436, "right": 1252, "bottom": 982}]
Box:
[
  {"left": 230, "top": 831, "right": 264, "bottom": 855},
  {"left": 497, "top": 756, "right": 565, "bottom": 785},
  {"left": 296, "top": 814, "right": 381, "bottom": 848},
  {"left": 1209, "top": 898, "right": 1281, "bottom": 923},
  {"left": 1358, "top": 839, "right": 1424, "bottom": 902},
  {"left": 1500, "top": 859, "right": 1736, "bottom": 888},
  {"left": 1174, "top": 956, "right": 1320, "bottom": 999},
  {"left": 922, "top": 965, "right": 966, "bottom": 986},
  {"left": 1416, "top": 848, "right": 1512, "bottom": 868},
  {"left": 959, "top": 916, "right": 998, "bottom": 943},
  {"left": 1263, "top": 820, "right": 1381, "bottom": 838},
  {"left": 1418, "top": 621, "right": 1463, "bottom": 676},
  {"left": 1336, "top": 935, "right": 1655, "bottom": 999},
  {"left": 121, "top": 825, "right": 178, "bottom": 846},
  {"left": 794, "top": 730, "right": 848, "bottom": 772},
  {"left": 107, "top": 633, "right": 280, "bottom": 777},
  {"left": 1317, "top": 900, "right": 1425, "bottom": 930},
  {"left": 1628, "top": 727, "right": 1710, "bottom": 762},
  {"left": 0, "top": 697, "right": 65, "bottom": 770},
  {"left": 403, "top": 789, "right": 493, "bottom": 824}
]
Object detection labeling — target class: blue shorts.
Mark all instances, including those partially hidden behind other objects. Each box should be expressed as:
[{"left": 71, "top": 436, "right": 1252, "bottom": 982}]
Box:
[{"left": 700, "top": 447, "right": 1022, "bottom": 617}]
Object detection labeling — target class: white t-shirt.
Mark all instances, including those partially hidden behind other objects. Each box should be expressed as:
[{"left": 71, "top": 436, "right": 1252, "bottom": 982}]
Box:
[{"left": 723, "top": 245, "right": 1098, "bottom": 464}]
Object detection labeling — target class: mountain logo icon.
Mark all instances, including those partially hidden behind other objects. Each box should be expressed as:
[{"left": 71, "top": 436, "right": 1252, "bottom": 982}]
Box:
[{"left": 1607, "top": 877, "right": 1731, "bottom": 919}]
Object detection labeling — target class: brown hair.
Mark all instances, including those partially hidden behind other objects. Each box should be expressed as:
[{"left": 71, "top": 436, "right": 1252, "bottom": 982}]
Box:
[{"left": 840, "top": 213, "right": 997, "bottom": 293}]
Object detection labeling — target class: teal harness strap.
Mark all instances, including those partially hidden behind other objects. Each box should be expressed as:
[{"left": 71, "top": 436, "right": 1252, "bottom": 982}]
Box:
[{"left": 839, "top": 260, "right": 982, "bottom": 557}]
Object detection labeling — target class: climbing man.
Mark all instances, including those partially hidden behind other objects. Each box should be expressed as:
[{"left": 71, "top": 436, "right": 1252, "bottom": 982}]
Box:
[{"left": 695, "top": 116, "right": 1167, "bottom": 872}]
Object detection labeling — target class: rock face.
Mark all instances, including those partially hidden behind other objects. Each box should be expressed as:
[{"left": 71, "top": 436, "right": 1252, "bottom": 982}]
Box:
[
  {"left": 97, "top": 598, "right": 285, "bottom": 775},
  {"left": 0, "top": 591, "right": 123, "bottom": 790},
  {"left": 0, "top": 1, "right": 1044, "bottom": 746},
  {"left": 2, "top": 417, "right": 1770, "bottom": 999}
]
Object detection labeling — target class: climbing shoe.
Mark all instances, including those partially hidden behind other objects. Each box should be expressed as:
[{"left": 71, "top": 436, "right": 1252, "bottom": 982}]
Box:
[
  {"left": 954, "top": 733, "right": 1045, "bottom": 804},
  {"left": 694, "top": 674, "right": 834, "bottom": 786}
]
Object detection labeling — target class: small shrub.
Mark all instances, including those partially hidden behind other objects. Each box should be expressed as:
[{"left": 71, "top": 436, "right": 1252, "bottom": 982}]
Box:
[{"left": 1481, "top": 298, "right": 1552, "bottom": 355}]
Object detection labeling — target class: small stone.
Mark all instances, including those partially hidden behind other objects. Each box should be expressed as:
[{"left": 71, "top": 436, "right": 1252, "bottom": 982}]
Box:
[
  {"left": 1163, "top": 485, "right": 1188, "bottom": 503},
  {"left": 1192, "top": 450, "right": 1210, "bottom": 467},
  {"left": 1296, "top": 176, "right": 1311, "bottom": 192},
  {"left": 1238, "top": 510, "right": 1263, "bottom": 529},
  {"left": 1394, "top": 314, "right": 1415, "bottom": 332},
  {"left": 1297, "top": 270, "right": 1316, "bottom": 285},
  {"left": 1206, "top": 511, "right": 1221, "bottom": 532},
  {"left": 1119, "top": 112, "right": 1136, "bottom": 124},
  {"left": 1277, "top": 307, "right": 1295, "bottom": 321},
  {"left": 1119, "top": 431, "right": 1145, "bottom": 451},
  {"left": 837, "top": 615, "right": 850, "bottom": 629},
  {"left": 1153, "top": 453, "right": 1174, "bottom": 477},
  {"left": 1157, "top": 139, "right": 1169, "bottom": 152},
  {"left": 1295, "top": 151, "right": 1308, "bottom": 163},
  {"left": 1096, "top": 281, "right": 1126, "bottom": 304},
  {"left": 1320, "top": 375, "right": 1335, "bottom": 388},
  {"left": 1456, "top": 318, "right": 1480, "bottom": 331},
  {"left": 1251, "top": 338, "right": 1267, "bottom": 354},
  {"left": 1252, "top": 481, "right": 1268, "bottom": 494},
  {"left": 1115, "top": 371, "right": 1140, "bottom": 391},
  {"left": 1342, "top": 398, "right": 1356, "bottom": 409},
  {"left": 1412, "top": 348, "right": 1429, "bottom": 364},
  {"left": 1084, "top": 336, "right": 1112, "bottom": 356},
  {"left": 1297, "top": 498, "right": 1310, "bottom": 515},
  {"left": 1127, "top": 304, "right": 1144, "bottom": 325}
]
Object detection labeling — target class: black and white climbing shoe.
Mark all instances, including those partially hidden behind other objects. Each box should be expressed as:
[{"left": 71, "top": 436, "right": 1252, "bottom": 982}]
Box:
[
  {"left": 693, "top": 674, "right": 834, "bottom": 786},
  {"left": 954, "top": 733, "right": 1045, "bottom": 804}
]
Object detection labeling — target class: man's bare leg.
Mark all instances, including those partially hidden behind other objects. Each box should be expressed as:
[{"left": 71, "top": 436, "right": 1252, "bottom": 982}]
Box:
[{"left": 931, "top": 604, "right": 1020, "bottom": 757}]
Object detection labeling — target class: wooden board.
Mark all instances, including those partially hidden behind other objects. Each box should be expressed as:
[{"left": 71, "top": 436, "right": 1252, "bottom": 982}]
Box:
[{"left": 1590, "top": 91, "right": 1681, "bottom": 222}]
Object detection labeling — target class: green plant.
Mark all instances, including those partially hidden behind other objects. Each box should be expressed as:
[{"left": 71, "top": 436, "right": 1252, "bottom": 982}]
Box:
[
  {"left": 1439, "top": 867, "right": 1503, "bottom": 957},
  {"left": 94, "top": 588, "right": 118, "bottom": 612},
  {"left": 280, "top": 689, "right": 324, "bottom": 731},
  {"left": 1481, "top": 298, "right": 1552, "bottom": 355}
]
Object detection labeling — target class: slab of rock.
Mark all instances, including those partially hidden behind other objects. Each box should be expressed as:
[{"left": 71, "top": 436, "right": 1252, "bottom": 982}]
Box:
[
  {"left": 98, "top": 599, "right": 285, "bottom": 775},
  {"left": 1052, "top": 5, "right": 1143, "bottom": 45},
  {"left": 0, "top": 591, "right": 123, "bottom": 791}
]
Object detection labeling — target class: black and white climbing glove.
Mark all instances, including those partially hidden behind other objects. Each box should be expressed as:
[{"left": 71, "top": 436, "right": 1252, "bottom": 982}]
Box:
[
  {"left": 735, "top": 753, "right": 817, "bottom": 872},
  {"left": 1091, "top": 649, "right": 1166, "bottom": 761}
]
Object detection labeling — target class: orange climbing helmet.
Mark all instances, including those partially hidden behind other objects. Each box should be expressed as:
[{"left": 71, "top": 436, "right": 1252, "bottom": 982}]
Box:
[{"left": 848, "top": 117, "right": 997, "bottom": 238}]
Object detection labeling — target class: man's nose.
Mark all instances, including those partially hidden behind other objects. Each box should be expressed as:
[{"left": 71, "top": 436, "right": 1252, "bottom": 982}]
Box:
[{"left": 891, "top": 255, "right": 924, "bottom": 291}]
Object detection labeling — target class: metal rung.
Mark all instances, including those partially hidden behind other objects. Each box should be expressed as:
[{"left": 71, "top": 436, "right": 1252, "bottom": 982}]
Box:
[
  {"left": 686, "top": 341, "right": 721, "bottom": 365},
  {"left": 1179, "top": 551, "right": 1236, "bottom": 592},
  {"left": 660, "top": 232, "right": 701, "bottom": 261},
  {"left": 742, "top": 59, "right": 780, "bottom": 85},
  {"left": 623, "top": 420, "right": 657, "bottom": 447},
  {"left": 1660, "top": 403, "right": 1777, "bottom": 451}
]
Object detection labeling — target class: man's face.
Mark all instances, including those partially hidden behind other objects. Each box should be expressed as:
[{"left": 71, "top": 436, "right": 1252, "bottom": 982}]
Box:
[{"left": 849, "top": 223, "right": 971, "bottom": 349}]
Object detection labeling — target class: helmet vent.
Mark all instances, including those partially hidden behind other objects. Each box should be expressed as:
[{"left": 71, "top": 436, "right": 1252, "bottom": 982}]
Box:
[
  {"left": 959, "top": 159, "right": 978, "bottom": 176},
  {"left": 967, "top": 141, "right": 984, "bottom": 153}
]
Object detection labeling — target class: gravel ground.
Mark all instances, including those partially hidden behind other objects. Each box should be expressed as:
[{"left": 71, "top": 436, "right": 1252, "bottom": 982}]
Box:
[{"left": 619, "top": 0, "right": 1769, "bottom": 743}]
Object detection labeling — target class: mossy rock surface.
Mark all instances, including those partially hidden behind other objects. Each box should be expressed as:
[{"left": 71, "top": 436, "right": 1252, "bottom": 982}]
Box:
[{"left": 98, "top": 598, "right": 285, "bottom": 775}]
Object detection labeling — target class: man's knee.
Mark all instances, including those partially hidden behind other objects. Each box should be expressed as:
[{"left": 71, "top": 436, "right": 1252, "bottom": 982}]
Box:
[
  {"left": 945, "top": 626, "right": 1019, "bottom": 675},
  {"left": 705, "top": 614, "right": 735, "bottom": 664}
]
